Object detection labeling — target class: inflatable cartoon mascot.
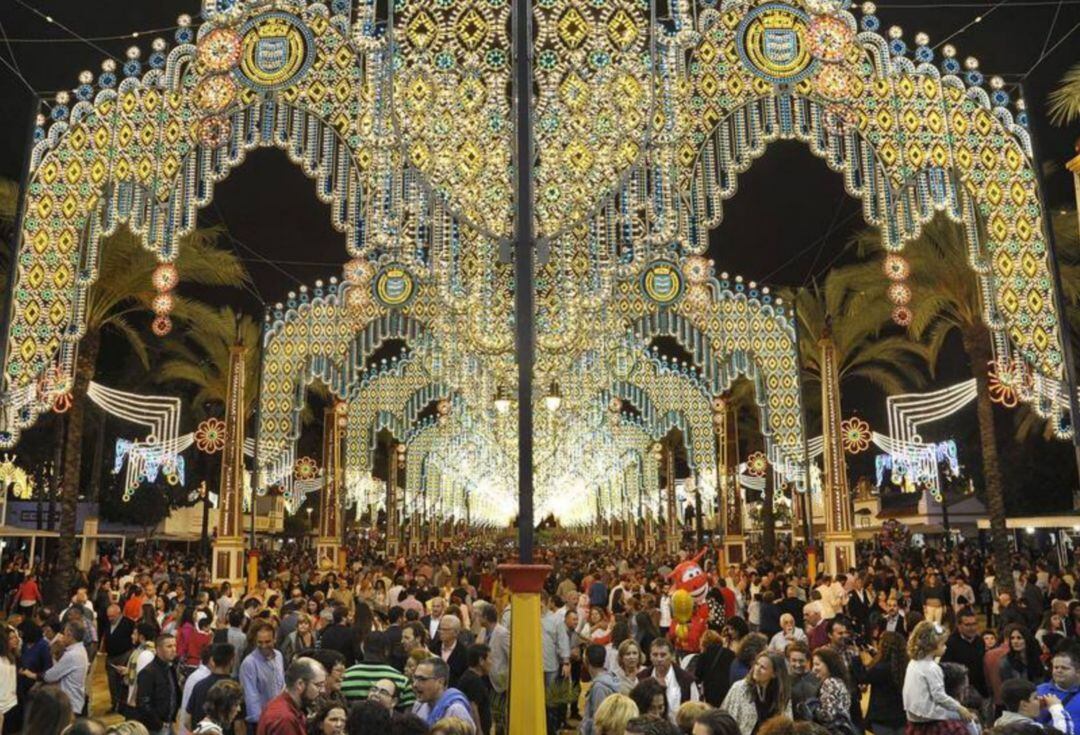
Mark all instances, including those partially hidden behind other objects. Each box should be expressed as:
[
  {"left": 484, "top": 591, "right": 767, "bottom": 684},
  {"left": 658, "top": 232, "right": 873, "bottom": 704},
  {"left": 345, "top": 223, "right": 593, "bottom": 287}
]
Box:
[{"left": 667, "top": 550, "right": 711, "bottom": 654}]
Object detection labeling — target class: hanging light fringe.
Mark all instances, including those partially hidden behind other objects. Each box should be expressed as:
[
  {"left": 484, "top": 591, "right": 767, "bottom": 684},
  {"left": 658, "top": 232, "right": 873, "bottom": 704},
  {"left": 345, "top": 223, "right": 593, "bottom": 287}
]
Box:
[{"left": 86, "top": 381, "right": 180, "bottom": 446}]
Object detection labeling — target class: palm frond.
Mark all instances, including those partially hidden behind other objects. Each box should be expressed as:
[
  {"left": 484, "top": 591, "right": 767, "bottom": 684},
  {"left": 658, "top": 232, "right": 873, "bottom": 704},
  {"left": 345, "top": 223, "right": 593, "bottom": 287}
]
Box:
[
  {"left": 106, "top": 316, "right": 150, "bottom": 369},
  {"left": 1049, "top": 62, "right": 1080, "bottom": 126}
]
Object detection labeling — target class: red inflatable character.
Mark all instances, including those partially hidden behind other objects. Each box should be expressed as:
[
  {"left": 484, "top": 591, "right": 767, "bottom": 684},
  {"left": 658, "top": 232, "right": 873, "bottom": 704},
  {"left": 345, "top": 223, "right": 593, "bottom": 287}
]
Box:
[{"left": 667, "top": 549, "right": 711, "bottom": 654}]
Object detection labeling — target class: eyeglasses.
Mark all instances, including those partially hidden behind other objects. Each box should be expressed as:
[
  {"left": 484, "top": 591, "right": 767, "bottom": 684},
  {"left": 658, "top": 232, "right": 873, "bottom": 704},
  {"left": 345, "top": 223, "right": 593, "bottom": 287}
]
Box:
[
  {"left": 369, "top": 687, "right": 396, "bottom": 699},
  {"left": 412, "top": 674, "right": 436, "bottom": 683}
]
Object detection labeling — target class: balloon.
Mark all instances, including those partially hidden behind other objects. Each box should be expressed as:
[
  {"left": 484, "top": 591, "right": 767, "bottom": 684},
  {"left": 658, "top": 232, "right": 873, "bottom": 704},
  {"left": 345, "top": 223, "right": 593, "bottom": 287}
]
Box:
[{"left": 672, "top": 588, "right": 694, "bottom": 624}]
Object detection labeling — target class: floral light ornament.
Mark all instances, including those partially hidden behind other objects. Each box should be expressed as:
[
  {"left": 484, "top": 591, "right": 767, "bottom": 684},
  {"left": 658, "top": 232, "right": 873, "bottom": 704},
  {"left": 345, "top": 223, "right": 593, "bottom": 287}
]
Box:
[
  {"left": 152, "top": 264, "right": 179, "bottom": 292},
  {"left": 294, "top": 456, "right": 319, "bottom": 481},
  {"left": 840, "top": 417, "right": 872, "bottom": 453},
  {"left": 152, "top": 316, "right": 173, "bottom": 337},
  {"left": 883, "top": 254, "right": 910, "bottom": 281},
  {"left": 987, "top": 361, "right": 1020, "bottom": 408},
  {"left": 807, "top": 13, "right": 855, "bottom": 62},
  {"left": 887, "top": 282, "right": 912, "bottom": 306},
  {"left": 891, "top": 305, "right": 912, "bottom": 327},
  {"left": 197, "top": 28, "right": 242, "bottom": 72},
  {"left": 746, "top": 451, "right": 769, "bottom": 477},
  {"left": 195, "top": 417, "right": 227, "bottom": 453}
]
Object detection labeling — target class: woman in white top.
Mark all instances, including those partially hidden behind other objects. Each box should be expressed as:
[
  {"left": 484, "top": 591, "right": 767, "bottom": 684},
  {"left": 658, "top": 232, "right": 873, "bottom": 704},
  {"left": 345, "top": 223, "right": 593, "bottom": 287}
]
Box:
[
  {"left": 902, "top": 620, "right": 977, "bottom": 735},
  {"left": 0, "top": 624, "right": 17, "bottom": 732},
  {"left": 768, "top": 613, "right": 807, "bottom": 652},
  {"left": 720, "top": 650, "right": 792, "bottom": 734}
]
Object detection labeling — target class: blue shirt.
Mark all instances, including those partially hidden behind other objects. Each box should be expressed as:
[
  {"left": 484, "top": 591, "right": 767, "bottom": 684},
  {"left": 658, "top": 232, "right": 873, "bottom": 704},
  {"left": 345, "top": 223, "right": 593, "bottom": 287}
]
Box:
[
  {"left": 1036, "top": 681, "right": 1079, "bottom": 734},
  {"left": 239, "top": 649, "right": 285, "bottom": 723}
]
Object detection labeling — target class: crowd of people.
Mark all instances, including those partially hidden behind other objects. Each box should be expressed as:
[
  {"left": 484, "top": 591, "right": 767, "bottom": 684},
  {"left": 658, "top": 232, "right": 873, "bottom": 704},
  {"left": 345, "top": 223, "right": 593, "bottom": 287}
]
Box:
[{"left": 0, "top": 535, "right": 1077, "bottom": 735}]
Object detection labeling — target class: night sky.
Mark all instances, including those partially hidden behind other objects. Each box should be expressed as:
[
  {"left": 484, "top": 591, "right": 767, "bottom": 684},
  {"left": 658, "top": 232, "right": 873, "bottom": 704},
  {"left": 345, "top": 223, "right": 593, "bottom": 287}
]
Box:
[{"left": 1, "top": 1, "right": 1079, "bottom": 502}]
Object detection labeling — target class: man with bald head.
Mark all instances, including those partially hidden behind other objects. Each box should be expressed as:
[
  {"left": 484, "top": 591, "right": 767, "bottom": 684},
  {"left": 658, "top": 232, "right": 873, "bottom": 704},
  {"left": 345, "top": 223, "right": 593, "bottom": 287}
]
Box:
[
  {"left": 431, "top": 613, "right": 468, "bottom": 686},
  {"left": 103, "top": 602, "right": 134, "bottom": 713}
]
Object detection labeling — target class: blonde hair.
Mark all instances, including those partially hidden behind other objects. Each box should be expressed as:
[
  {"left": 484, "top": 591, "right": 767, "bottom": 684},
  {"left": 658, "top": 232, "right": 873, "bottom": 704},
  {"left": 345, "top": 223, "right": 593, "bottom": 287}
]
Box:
[
  {"left": 107, "top": 722, "right": 150, "bottom": 735},
  {"left": 676, "top": 701, "right": 712, "bottom": 731},
  {"left": 594, "top": 693, "right": 639, "bottom": 735},
  {"left": 907, "top": 620, "right": 947, "bottom": 660},
  {"left": 431, "top": 716, "right": 473, "bottom": 735},
  {"left": 617, "top": 638, "right": 642, "bottom": 668}
]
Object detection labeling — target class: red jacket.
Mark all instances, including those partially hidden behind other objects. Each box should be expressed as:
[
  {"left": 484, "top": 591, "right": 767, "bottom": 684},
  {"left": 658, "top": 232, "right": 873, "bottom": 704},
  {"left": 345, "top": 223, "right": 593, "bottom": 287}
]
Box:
[{"left": 256, "top": 692, "right": 306, "bottom": 735}]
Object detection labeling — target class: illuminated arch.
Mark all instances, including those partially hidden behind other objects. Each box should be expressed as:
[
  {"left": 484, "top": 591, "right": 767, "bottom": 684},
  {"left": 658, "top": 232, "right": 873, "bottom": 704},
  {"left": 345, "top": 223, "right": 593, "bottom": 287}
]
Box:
[{"left": 677, "top": 0, "right": 1068, "bottom": 414}]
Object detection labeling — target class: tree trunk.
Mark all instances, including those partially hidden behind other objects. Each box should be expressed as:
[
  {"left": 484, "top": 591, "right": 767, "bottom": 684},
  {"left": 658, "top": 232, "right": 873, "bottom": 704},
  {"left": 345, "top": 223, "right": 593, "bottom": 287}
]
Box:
[
  {"left": 962, "top": 325, "right": 1013, "bottom": 589},
  {"left": 89, "top": 411, "right": 106, "bottom": 503},
  {"left": 52, "top": 329, "right": 100, "bottom": 605},
  {"left": 761, "top": 470, "right": 776, "bottom": 557}
]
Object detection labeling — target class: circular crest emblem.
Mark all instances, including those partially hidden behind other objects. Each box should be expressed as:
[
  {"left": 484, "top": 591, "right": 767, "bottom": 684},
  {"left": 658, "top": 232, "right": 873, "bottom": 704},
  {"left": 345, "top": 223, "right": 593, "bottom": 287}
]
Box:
[
  {"left": 373, "top": 264, "right": 416, "bottom": 308},
  {"left": 736, "top": 4, "right": 817, "bottom": 85},
  {"left": 238, "top": 12, "right": 315, "bottom": 92},
  {"left": 640, "top": 260, "right": 684, "bottom": 306}
]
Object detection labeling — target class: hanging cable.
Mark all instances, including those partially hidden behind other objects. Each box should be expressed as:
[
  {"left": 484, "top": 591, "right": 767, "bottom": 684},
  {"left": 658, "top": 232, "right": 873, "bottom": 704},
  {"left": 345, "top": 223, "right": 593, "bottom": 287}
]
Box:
[
  {"left": 12, "top": 0, "right": 121, "bottom": 60},
  {"left": 0, "top": 17, "right": 23, "bottom": 78},
  {"left": 933, "top": 0, "right": 1013, "bottom": 49},
  {"left": 3, "top": 25, "right": 180, "bottom": 43},
  {"left": 1012, "top": 20, "right": 1080, "bottom": 85}
]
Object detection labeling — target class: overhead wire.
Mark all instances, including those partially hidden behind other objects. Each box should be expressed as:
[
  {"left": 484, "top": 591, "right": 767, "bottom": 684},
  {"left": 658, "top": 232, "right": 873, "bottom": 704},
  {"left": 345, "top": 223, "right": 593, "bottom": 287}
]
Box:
[
  {"left": 2, "top": 26, "right": 180, "bottom": 43},
  {"left": 11, "top": 0, "right": 121, "bottom": 60},
  {"left": 0, "top": 17, "right": 23, "bottom": 77},
  {"left": 932, "top": 0, "right": 1013, "bottom": 49},
  {"left": 1012, "top": 20, "right": 1080, "bottom": 85}
]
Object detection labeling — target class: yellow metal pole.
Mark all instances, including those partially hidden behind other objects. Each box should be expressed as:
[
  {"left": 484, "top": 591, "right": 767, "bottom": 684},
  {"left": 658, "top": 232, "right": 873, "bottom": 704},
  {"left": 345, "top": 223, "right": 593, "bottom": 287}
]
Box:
[{"left": 498, "top": 564, "right": 550, "bottom": 734}]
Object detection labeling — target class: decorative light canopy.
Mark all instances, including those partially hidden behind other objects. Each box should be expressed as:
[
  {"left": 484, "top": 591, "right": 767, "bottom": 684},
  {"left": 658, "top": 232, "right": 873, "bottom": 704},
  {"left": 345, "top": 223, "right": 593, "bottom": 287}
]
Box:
[{"left": 0, "top": 0, "right": 1070, "bottom": 527}]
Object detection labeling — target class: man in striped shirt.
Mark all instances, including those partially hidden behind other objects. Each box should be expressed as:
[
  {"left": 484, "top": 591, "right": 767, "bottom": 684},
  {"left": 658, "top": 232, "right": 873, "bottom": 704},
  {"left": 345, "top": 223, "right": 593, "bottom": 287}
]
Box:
[{"left": 340, "top": 630, "right": 414, "bottom": 710}]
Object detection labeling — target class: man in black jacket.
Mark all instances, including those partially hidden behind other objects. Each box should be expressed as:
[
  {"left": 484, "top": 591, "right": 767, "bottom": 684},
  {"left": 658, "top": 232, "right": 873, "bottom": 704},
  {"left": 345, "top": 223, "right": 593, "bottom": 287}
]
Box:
[
  {"left": 319, "top": 604, "right": 356, "bottom": 666},
  {"left": 941, "top": 607, "right": 988, "bottom": 697},
  {"left": 136, "top": 633, "right": 180, "bottom": 735},
  {"left": 103, "top": 603, "right": 134, "bottom": 713},
  {"left": 430, "top": 614, "right": 468, "bottom": 687},
  {"left": 777, "top": 586, "right": 805, "bottom": 629}
]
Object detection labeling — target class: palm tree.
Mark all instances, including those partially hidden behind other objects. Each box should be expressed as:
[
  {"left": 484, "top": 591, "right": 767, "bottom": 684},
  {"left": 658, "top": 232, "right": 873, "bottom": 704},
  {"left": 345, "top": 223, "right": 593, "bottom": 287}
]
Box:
[
  {"left": 848, "top": 214, "right": 1022, "bottom": 587},
  {"left": 156, "top": 303, "right": 262, "bottom": 551},
  {"left": 784, "top": 271, "right": 930, "bottom": 400},
  {"left": 1049, "top": 62, "right": 1080, "bottom": 126},
  {"left": 53, "top": 225, "right": 248, "bottom": 603},
  {"left": 777, "top": 268, "right": 928, "bottom": 568},
  {"left": 157, "top": 303, "right": 262, "bottom": 416}
]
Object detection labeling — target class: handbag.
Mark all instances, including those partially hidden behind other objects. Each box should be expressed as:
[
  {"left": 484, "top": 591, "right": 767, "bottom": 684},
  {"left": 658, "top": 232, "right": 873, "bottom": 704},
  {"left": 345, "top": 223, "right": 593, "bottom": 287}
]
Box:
[{"left": 796, "top": 698, "right": 861, "bottom": 735}]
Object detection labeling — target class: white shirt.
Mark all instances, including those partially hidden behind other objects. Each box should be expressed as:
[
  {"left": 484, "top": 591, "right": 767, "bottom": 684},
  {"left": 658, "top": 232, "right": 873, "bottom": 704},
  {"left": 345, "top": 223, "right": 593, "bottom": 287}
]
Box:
[
  {"left": 0, "top": 659, "right": 16, "bottom": 715},
  {"left": 659, "top": 595, "right": 672, "bottom": 628},
  {"left": 126, "top": 648, "right": 157, "bottom": 707},
  {"left": 769, "top": 628, "right": 807, "bottom": 652},
  {"left": 656, "top": 666, "right": 699, "bottom": 724},
  {"left": 179, "top": 664, "right": 212, "bottom": 735}
]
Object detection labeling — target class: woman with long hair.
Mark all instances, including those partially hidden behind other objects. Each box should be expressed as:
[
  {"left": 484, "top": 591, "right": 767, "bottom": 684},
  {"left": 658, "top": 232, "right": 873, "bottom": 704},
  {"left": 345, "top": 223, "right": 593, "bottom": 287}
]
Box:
[
  {"left": 863, "top": 630, "right": 908, "bottom": 735},
  {"left": 811, "top": 646, "right": 852, "bottom": 723},
  {"left": 614, "top": 638, "right": 643, "bottom": 695},
  {"left": 281, "top": 613, "right": 317, "bottom": 667},
  {"left": 720, "top": 651, "right": 792, "bottom": 734},
  {"left": 192, "top": 679, "right": 244, "bottom": 735},
  {"left": 903, "top": 621, "right": 976, "bottom": 734},
  {"left": 0, "top": 625, "right": 16, "bottom": 733},
  {"left": 998, "top": 623, "right": 1047, "bottom": 685}
]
